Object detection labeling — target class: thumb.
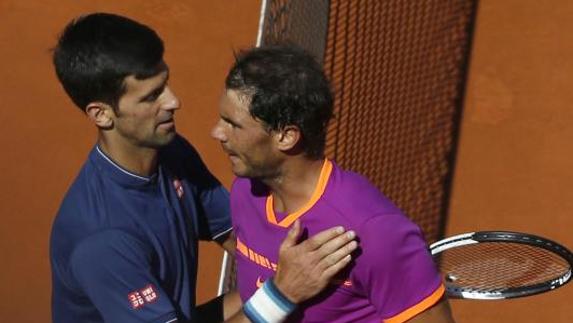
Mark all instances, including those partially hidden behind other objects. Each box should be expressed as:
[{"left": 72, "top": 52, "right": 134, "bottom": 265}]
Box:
[{"left": 281, "top": 220, "right": 301, "bottom": 249}]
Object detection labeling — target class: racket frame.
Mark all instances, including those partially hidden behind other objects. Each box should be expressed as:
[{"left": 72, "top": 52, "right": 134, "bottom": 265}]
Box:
[{"left": 430, "top": 231, "right": 573, "bottom": 300}]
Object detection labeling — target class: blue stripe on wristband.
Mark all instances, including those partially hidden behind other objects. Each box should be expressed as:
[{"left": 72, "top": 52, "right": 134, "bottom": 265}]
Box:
[
  {"left": 264, "top": 279, "right": 296, "bottom": 313},
  {"left": 243, "top": 279, "right": 297, "bottom": 323},
  {"left": 243, "top": 300, "right": 269, "bottom": 323}
]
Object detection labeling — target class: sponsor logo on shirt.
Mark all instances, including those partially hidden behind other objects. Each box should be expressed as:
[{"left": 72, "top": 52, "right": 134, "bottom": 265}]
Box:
[
  {"left": 173, "top": 179, "right": 184, "bottom": 199},
  {"left": 128, "top": 284, "right": 158, "bottom": 309},
  {"left": 256, "top": 276, "right": 265, "bottom": 288},
  {"left": 332, "top": 278, "right": 353, "bottom": 287},
  {"left": 238, "top": 237, "right": 353, "bottom": 290},
  {"left": 237, "top": 237, "right": 278, "bottom": 271}
]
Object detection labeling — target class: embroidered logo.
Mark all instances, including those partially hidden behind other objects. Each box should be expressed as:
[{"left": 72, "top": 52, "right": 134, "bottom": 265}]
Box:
[
  {"left": 173, "top": 179, "right": 184, "bottom": 199},
  {"left": 256, "top": 276, "right": 265, "bottom": 288},
  {"left": 332, "top": 278, "right": 353, "bottom": 287},
  {"left": 128, "top": 284, "right": 159, "bottom": 309}
]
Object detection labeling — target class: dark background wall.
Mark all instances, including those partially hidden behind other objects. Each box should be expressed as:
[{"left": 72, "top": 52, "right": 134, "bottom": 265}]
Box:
[{"left": 0, "top": 1, "right": 571, "bottom": 322}]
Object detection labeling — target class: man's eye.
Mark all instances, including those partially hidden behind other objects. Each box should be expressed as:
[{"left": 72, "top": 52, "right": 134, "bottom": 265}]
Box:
[
  {"left": 143, "top": 89, "right": 163, "bottom": 102},
  {"left": 144, "top": 94, "right": 158, "bottom": 102},
  {"left": 222, "top": 118, "right": 239, "bottom": 129},
  {"left": 228, "top": 121, "right": 240, "bottom": 129}
]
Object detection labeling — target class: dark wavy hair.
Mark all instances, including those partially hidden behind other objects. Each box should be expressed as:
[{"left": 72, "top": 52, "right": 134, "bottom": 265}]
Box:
[
  {"left": 225, "top": 45, "right": 334, "bottom": 159},
  {"left": 53, "top": 13, "right": 166, "bottom": 112}
]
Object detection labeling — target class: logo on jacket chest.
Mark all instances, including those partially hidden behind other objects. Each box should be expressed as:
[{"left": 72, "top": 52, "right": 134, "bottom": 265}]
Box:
[{"left": 172, "top": 179, "right": 184, "bottom": 199}]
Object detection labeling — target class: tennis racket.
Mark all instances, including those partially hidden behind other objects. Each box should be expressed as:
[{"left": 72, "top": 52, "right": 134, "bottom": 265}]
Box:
[{"left": 429, "top": 231, "right": 573, "bottom": 300}]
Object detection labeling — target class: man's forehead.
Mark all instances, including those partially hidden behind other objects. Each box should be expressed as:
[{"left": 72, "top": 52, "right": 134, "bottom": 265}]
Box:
[
  {"left": 222, "top": 89, "right": 250, "bottom": 111},
  {"left": 129, "top": 61, "right": 169, "bottom": 81},
  {"left": 225, "top": 89, "right": 252, "bottom": 104},
  {"left": 124, "top": 70, "right": 169, "bottom": 90},
  {"left": 221, "top": 89, "right": 269, "bottom": 126}
]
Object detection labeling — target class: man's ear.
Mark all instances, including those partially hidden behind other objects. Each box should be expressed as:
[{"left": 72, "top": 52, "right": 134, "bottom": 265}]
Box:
[
  {"left": 275, "top": 125, "right": 301, "bottom": 152},
  {"left": 85, "top": 102, "right": 114, "bottom": 129}
]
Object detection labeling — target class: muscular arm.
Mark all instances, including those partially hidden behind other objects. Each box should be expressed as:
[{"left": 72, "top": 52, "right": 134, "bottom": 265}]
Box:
[{"left": 408, "top": 298, "right": 455, "bottom": 323}]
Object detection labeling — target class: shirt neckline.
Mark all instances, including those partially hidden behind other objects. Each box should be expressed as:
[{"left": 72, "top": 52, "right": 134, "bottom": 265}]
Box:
[
  {"left": 90, "top": 145, "right": 159, "bottom": 187},
  {"left": 265, "top": 159, "right": 333, "bottom": 228}
]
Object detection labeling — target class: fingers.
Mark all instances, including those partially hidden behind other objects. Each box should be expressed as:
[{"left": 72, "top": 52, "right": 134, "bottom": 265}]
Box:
[
  {"left": 320, "top": 239, "right": 358, "bottom": 268},
  {"left": 302, "top": 225, "right": 346, "bottom": 251},
  {"left": 314, "top": 230, "right": 356, "bottom": 258},
  {"left": 273, "top": 225, "right": 359, "bottom": 304},
  {"left": 280, "top": 220, "right": 301, "bottom": 249},
  {"left": 310, "top": 230, "right": 357, "bottom": 280},
  {"left": 321, "top": 253, "right": 353, "bottom": 279}
]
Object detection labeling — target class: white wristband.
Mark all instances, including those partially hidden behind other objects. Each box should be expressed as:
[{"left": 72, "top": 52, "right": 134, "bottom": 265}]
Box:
[{"left": 243, "top": 279, "right": 296, "bottom": 323}]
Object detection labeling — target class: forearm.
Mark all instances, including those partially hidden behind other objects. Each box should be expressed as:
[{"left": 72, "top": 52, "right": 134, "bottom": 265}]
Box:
[
  {"left": 223, "top": 290, "right": 243, "bottom": 320},
  {"left": 224, "top": 309, "right": 251, "bottom": 323},
  {"left": 195, "top": 291, "right": 248, "bottom": 323},
  {"left": 214, "top": 287, "right": 291, "bottom": 323},
  {"left": 197, "top": 279, "right": 299, "bottom": 323}
]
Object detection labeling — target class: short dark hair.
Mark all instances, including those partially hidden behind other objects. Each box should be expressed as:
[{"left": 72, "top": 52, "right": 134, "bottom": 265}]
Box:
[
  {"left": 53, "top": 13, "right": 166, "bottom": 112},
  {"left": 225, "top": 45, "right": 334, "bottom": 159}
]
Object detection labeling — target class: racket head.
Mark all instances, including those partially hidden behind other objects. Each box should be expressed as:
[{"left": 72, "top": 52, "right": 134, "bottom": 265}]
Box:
[{"left": 430, "top": 231, "right": 573, "bottom": 300}]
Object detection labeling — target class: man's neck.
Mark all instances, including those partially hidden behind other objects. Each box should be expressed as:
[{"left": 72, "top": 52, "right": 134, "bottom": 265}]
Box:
[
  {"left": 263, "top": 157, "right": 325, "bottom": 215},
  {"left": 97, "top": 135, "right": 159, "bottom": 177}
]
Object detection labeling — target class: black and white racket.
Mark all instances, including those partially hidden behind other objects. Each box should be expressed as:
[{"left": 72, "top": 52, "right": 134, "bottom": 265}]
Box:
[{"left": 429, "top": 231, "right": 573, "bottom": 300}]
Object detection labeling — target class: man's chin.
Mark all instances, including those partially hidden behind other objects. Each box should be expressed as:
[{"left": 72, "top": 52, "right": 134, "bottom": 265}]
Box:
[
  {"left": 145, "top": 132, "right": 177, "bottom": 148},
  {"left": 231, "top": 168, "right": 246, "bottom": 178},
  {"left": 231, "top": 166, "right": 250, "bottom": 178},
  {"left": 232, "top": 168, "right": 264, "bottom": 180},
  {"left": 165, "top": 131, "right": 177, "bottom": 142}
]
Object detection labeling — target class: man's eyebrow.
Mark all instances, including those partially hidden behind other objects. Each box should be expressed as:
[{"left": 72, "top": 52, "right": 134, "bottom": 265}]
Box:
[
  {"left": 221, "top": 115, "right": 241, "bottom": 128},
  {"left": 157, "top": 68, "right": 170, "bottom": 87},
  {"left": 139, "top": 72, "right": 170, "bottom": 101},
  {"left": 163, "top": 68, "right": 170, "bottom": 82}
]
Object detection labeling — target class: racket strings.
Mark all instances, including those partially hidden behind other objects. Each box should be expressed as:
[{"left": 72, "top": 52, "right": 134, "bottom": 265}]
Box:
[{"left": 438, "top": 242, "right": 570, "bottom": 291}]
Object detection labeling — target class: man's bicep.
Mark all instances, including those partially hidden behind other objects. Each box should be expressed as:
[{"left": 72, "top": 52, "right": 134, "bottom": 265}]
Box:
[{"left": 70, "top": 230, "right": 177, "bottom": 323}]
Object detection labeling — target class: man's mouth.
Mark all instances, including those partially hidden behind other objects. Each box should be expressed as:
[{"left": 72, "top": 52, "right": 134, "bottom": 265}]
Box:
[
  {"left": 157, "top": 118, "right": 175, "bottom": 129},
  {"left": 222, "top": 146, "right": 237, "bottom": 157}
]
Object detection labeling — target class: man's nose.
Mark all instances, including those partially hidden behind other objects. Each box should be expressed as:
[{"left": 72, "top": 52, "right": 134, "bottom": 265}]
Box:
[
  {"left": 162, "top": 87, "right": 180, "bottom": 111},
  {"left": 210, "top": 121, "right": 227, "bottom": 142}
]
